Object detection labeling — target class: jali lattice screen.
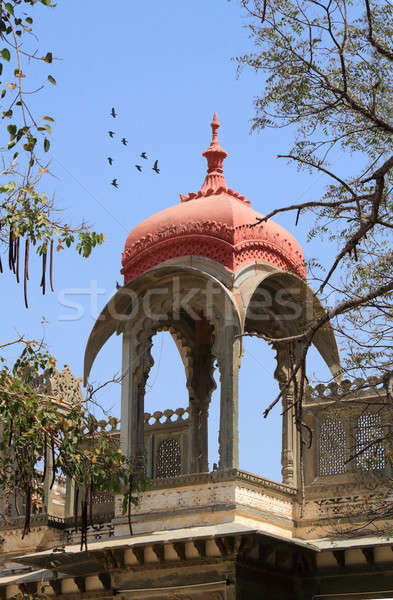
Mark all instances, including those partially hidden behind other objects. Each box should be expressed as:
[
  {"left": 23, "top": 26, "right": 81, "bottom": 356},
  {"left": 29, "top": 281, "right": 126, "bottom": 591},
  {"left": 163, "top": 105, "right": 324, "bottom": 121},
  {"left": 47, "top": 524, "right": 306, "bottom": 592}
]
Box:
[
  {"left": 319, "top": 414, "right": 347, "bottom": 476},
  {"left": 354, "top": 413, "right": 385, "bottom": 471},
  {"left": 156, "top": 438, "right": 181, "bottom": 479}
]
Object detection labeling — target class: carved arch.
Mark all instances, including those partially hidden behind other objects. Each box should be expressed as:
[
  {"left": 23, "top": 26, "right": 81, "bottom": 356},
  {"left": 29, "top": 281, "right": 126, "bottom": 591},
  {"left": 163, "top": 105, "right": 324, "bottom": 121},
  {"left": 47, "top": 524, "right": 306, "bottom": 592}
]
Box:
[{"left": 84, "top": 264, "right": 241, "bottom": 385}]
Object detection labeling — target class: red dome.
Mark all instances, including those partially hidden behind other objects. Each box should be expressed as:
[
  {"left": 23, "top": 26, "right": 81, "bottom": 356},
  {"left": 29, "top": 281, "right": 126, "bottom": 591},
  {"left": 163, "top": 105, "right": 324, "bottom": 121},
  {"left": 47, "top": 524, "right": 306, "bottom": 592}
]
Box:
[{"left": 121, "top": 115, "right": 306, "bottom": 283}]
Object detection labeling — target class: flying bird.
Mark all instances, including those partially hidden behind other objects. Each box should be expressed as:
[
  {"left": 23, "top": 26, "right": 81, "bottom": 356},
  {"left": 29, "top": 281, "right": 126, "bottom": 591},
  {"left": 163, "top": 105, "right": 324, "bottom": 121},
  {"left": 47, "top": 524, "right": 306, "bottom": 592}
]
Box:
[
  {"left": 121, "top": 137, "right": 128, "bottom": 146},
  {"left": 140, "top": 152, "right": 148, "bottom": 159},
  {"left": 108, "top": 131, "right": 115, "bottom": 138},
  {"left": 152, "top": 160, "right": 160, "bottom": 174},
  {"left": 111, "top": 178, "right": 118, "bottom": 188},
  {"left": 135, "top": 165, "right": 142, "bottom": 172},
  {"left": 111, "top": 107, "right": 117, "bottom": 118},
  {"left": 107, "top": 157, "right": 113, "bottom": 165}
]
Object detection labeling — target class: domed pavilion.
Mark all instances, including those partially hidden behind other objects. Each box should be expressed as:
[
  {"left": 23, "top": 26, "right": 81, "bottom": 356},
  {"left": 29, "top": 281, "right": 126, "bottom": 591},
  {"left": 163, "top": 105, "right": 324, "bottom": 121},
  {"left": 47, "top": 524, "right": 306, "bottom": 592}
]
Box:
[{"left": 85, "top": 113, "right": 340, "bottom": 485}]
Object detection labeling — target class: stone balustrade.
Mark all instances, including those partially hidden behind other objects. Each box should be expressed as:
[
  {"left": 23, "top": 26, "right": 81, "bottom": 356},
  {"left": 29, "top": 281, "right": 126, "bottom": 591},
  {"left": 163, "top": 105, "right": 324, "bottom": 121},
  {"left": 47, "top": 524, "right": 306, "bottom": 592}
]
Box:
[{"left": 305, "top": 375, "right": 386, "bottom": 404}]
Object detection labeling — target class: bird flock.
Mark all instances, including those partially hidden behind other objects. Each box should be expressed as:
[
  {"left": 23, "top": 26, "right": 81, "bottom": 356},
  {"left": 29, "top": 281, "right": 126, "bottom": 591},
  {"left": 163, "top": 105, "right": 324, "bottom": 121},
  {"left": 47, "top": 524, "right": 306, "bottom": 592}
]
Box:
[{"left": 107, "top": 107, "right": 160, "bottom": 189}]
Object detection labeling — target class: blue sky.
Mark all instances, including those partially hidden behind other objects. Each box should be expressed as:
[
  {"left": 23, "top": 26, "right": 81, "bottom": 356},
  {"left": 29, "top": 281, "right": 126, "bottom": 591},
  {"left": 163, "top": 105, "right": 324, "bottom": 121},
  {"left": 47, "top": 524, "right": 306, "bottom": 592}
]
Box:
[{"left": 1, "top": 0, "right": 337, "bottom": 480}]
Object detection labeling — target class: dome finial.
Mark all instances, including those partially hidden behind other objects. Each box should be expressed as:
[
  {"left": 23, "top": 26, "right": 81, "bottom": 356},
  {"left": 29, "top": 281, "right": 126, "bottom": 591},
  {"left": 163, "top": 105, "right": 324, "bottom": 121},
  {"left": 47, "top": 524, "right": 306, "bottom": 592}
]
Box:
[
  {"left": 200, "top": 113, "right": 228, "bottom": 194},
  {"left": 211, "top": 112, "right": 220, "bottom": 143}
]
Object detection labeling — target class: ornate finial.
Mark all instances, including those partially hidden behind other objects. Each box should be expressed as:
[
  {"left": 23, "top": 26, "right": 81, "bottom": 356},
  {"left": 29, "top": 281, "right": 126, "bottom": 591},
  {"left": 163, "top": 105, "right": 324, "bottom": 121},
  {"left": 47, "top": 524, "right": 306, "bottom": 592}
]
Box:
[
  {"left": 179, "top": 112, "right": 249, "bottom": 204},
  {"left": 200, "top": 113, "right": 228, "bottom": 194}
]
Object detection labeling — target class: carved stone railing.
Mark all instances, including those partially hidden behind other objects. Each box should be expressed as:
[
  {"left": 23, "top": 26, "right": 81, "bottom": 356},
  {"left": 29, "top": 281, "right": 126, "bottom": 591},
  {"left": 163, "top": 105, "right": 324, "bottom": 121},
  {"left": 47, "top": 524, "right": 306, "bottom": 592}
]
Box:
[
  {"left": 65, "top": 406, "right": 192, "bottom": 521},
  {"left": 19, "top": 364, "right": 83, "bottom": 408},
  {"left": 144, "top": 407, "right": 190, "bottom": 428},
  {"left": 144, "top": 407, "right": 190, "bottom": 479},
  {"left": 305, "top": 376, "right": 386, "bottom": 404},
  {"left": 303, "top": 376, "right": 392, "bottom": 486}
]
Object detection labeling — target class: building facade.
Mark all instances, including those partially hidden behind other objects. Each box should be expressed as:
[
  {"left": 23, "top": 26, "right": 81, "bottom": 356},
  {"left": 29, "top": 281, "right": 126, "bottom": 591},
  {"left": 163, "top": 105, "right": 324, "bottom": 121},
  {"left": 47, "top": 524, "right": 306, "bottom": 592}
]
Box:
[{"left": 0, "top": 115, "right": 392, "bottom": 600}]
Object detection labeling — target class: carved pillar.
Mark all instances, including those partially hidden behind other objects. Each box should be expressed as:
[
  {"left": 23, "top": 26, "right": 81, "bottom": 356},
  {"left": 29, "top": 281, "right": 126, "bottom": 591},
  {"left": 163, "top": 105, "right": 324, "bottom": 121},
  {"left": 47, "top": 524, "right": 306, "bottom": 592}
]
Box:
[
  {"left": 275, "top": 343, "right": 301, "bottom": 487},
  {"left": 217, "top": 325, "right": 240, "bottom": 470},
  {"left": 64, "top": 477, "right": 76, "bottom": 519},
  {"left": 120, "top": 333, "right": 145, "bottom": 472},
  {"left": 42, "top": 442, "right": 54, "bottom": 514},
  {"left": 188, "top": 320, "right": 216, "bottom": 474},
  {"left": 189, "top": 400, "right": 210, "bottom": 473}
]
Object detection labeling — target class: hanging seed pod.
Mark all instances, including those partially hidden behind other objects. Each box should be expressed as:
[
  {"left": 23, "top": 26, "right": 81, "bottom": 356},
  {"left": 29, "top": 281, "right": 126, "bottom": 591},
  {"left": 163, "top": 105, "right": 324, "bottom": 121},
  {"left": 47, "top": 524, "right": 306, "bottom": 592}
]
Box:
[
  {"left": 24, "top": 238, "right": 30, "bottom": 309},
  {"left": 49, "top": 438, "right": 56, "bottom": 490},
  {"left": 89, "top": 479, "right": 93, "bottom": 526},
  {"left": 14, "top": 487, "right": 20, "bottom": 516},
  {"left": 40, "top": 246, "right": 47, "bottom": 295},
  {"left": 49, "top": 239, "right": 54, "bottom": 292},
  {"left": 8, "top": 228, "right": 14, "bottom": 272},
  {"left": 74, "top": 486, "right": 79, "bottom": 528},
  {"left": 80, "top": 493, "right": 88, "bottom": 551},
  {"left": 128, "top": 474, "right": 134, "bottom": 536},
  {"left": 15, "top": 236, "right": 20, "bottom": 283},
  {"left": 8, "top": 420, "right": 13, "bottom": 447},
  {"left": 41, "top": 434, "right": 47, "bottom": 483}
]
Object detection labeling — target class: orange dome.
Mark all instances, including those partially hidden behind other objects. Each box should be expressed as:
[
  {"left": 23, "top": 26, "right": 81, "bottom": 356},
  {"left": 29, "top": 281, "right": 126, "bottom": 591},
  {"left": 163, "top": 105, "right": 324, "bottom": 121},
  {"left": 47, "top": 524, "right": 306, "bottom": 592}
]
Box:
[{"left": 121, "top": 114, "right": 306, "bottom": 283}]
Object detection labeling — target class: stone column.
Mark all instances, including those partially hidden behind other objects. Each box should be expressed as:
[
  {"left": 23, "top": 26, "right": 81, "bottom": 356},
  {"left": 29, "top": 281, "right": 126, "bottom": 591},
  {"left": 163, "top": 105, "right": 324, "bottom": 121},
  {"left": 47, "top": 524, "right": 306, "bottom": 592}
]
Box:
[
  {"left": 281, "top": 382, "right": 297, "bottom": 487},
  {"left": 189, "top": 399, "right": 209, "bottom": 473},
  {"left": 275, "top": 344, "right": 301, "bottom": 488},
  {"left": 64, "top": 477, "right": 76, "bottom": 519},
  {"left": 217, "top": 325, "right": 240, "bottom": 470},
  {"left": 42, "top": 442, "right": 54, "bottom": 514},
  {"left": 188, "top": 320, "right": 216, "bottom": 474},
  {"left": 120, "top": 333, "right": 145, "bottom": 472}
]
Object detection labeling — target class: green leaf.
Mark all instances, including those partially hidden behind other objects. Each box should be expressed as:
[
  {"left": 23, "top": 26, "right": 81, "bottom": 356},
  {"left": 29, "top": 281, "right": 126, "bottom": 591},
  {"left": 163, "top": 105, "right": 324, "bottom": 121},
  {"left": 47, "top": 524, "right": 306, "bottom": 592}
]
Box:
[
  {"left": 7, "top": 124, "right": 16, "bottom": 135},
  {"left": 43, "top": 52, "right": 53, "bottom": 64},
  {"left": 0, "top": 64, "right": 3, "bottom": 76},
  {"left": 4, "top": 3, "right": 14, "bottom": 15},
  {"left": 1, "top": 49, "right": 10, "bottom": 62},
  {"left": 25, "top": 17, "right": 33, "bottom": 25},
  {"left": 47, "top": 75, "right": 56, "bottom": 85},
  {"left": 44, "top": 124, "right": 52, "bottom": 135},
  {"left": 1, "top": 89, "right": 5, "bottom": 98},
  {"left": 44, "top": 138, "right": 50, "bottom": 152},
  {"left": 42, "top": 116, "right": 54, "bottom": 122}
]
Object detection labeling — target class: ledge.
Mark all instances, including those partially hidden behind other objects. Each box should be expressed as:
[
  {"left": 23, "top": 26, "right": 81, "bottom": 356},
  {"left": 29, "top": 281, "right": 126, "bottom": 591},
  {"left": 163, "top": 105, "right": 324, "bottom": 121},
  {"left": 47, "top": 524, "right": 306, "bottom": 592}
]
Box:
[{"left": 147, "top": 468, "right": 297, "bottom": 496}]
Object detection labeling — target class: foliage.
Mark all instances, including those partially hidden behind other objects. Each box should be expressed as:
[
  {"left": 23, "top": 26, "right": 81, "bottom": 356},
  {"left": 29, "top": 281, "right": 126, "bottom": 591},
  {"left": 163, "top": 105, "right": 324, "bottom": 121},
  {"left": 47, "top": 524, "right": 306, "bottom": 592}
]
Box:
[
  {"left": 0, "top": 341, "right": 147, "bottom": 549},
  {"left": 0, "top": 0, "right": 104, "bottom": 306},
  {"left": 235, "top": 0, "right": 393, "bottom": 409},
  {"left": 0, "top": 0, "right": 147, "bottom": 575}
]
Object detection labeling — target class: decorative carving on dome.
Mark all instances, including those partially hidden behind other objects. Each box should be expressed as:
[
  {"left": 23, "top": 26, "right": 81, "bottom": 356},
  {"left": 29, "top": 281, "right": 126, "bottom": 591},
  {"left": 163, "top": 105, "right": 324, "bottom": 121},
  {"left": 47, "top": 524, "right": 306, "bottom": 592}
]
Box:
[
  {"left": 122, "top": 217, "right": 306, "bottom": 283},
  {"left": 180, "top": 186, "right": 249, "bottom": 205},
  {"left": 122, "top": 219, "right": 235, "bottom": 263}
]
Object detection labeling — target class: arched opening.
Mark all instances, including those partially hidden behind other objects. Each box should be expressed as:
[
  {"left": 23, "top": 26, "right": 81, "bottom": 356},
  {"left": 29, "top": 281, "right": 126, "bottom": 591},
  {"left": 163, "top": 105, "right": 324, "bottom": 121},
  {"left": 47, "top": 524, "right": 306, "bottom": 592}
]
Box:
[
  {"left": 208, "top": 365, "right": 220, "bottom": 471},
  {"left": 144, "top": 331, "right": 188, "bottom": 414},
  {"left": 241, "top": 272, "right": 308, "bottom": 485},
  {"left": 239, "top": 336, "right": 282, "bottom": 481},
  {"left": 143, "top": 331, "right": 189, "bottom": 479}
]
